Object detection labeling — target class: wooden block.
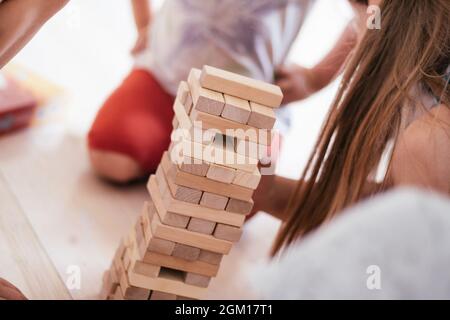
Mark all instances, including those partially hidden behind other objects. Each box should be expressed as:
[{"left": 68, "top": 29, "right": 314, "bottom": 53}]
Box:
[
  {"left": 206, "top": 163, "right": 236, "bottom": 184},
  {"left": 172, "top": 117, "right": 179, "bottom": 129},
  {"left": 200, "top": 65, "right": 283, "bottom": 108},
  {"left": 150, "top": 207, "right": 233, "bottom": 254},
  {"left": 180, "top": 136, "right": 257, "bottom": 173},
  {"left": 119, "top": 272, "right": 151, "bottom": 300},
  {"left": 184, "top": 273, "right": 211, "bottom": 288},
  {"left": 235, "top": 139, "right": 267, "bottom": 160},
  {"left": 176, "top": 81, "right": 190, "bottom": 105},
  {"left": 187, "top": 218, "right": 216, "bottom": 235},
  {"left": 150, "top": 174, "right": 245, "bottom": 227},
  {"left": 184, "top": 91, "right": 193, "bottom": 115},
  {"left": 198, "top": 250, "right": 223, "bottom": 265},
  {"left": 156, "top": 160, "right": 203, "bottom": 204},
  {"left": 161, "top": 152, "right": 254, "bottom": 202},
  {"left": 191, "top": 109, "right": 272, "bottom": 146},
  {"left": 226, "top": 198, "right": 254, "bottom": 215},
  {"left": 247, "top": 101, "right": 277, "bottom": 129},
  {"left": 214, "top": 224, "right": 243, "bottom": 242},
  {"left": 127, "top": 267, "right": 206, "bottom": 299},
  {"left": 200, "top": 192, "right": 229, "bottom": 210},
  {"left": 188, "top": 68, "right": 225, "bottom": 116},
  {"left": 172, "top": 243, "right": 201, "bottom": 261},
  {"left": 221, "top": 94, "right": 251, "bottom": 124},
  {"left": 148, "top": 178, "right": 191, "bottom": 228},
  {"left": 177, "top": 296, "right": 197, "bottom": 300},
  {"left": 232, "top": 168, "right": 261, "bottom": 190},
  {"left": 174, "top": 98, "right": 193, "bottom": 131},
  {"left": 150, "top": 291, "right": 177, "bottom": 300},
  {"left": 143, "top": 251, "right": 219, "bottom": 277},
  {"left": 133, "top": 261, "right": 160, "bottom": 278},
  {"left": 179, "top": 156, "right": 210, "bottom": 177}
]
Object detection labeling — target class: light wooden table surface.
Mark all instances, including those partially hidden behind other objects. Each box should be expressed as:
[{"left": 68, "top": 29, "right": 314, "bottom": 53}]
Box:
[{"left": 0, "top": 124, "right": 280, "bottom": 300}]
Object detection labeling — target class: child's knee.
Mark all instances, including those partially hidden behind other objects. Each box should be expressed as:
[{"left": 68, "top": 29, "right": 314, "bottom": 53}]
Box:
[{"left": 88, "top": 149, "right": 144, "bottom": 183}]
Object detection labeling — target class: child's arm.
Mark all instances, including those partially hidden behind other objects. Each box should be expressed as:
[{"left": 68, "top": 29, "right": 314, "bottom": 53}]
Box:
[
  {"left": 131, "top": 0, "right": 153, "bottom": 55},
  {"left": 0, "top": 0, "right": 68, "bottom": 68},
  {"left": 275, "top": 23, "right": 358, "bottom": 104}
]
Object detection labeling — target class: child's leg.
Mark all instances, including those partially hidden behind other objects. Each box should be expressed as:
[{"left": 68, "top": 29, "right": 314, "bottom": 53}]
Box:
[{"left": 88, "top": 69, "right": 174, "bottom": 183}]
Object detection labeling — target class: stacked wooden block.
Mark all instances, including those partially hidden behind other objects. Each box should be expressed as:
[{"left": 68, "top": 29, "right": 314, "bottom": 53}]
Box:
[{"left": 101, "top": 65, "right": 283, "bottom": 300}]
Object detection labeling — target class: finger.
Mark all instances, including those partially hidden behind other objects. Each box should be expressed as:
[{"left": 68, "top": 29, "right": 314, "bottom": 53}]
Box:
[
  {"left": 0, "top": 286, "right": 27, "bottom": 300},
  {"left": 276, "top": 78, "right": 293, "bottom": 92},
  {"left": 275, "top": 65, "right": 290, "bottom": 78}
]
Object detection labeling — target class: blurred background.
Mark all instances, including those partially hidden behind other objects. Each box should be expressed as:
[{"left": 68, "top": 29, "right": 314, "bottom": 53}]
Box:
[{"left": 0, "top": 0, "right": 353, "bottom": 299}]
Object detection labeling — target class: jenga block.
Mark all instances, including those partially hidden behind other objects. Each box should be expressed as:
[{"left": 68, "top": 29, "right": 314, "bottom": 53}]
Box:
[
  {"left": 200, "top": 65, "right": 283, "bottom": 108},
  {"left": 187, "top": 217, "right": 216, "bottom": 235},
  {"left": 133, "top": 261, "right": 161, "bottom": 278},
  {"left": 226, "top": 198, "right": 254, "bottom": 215},
  {"left": 119, "top": 272, "right": 151, "bottom": 300},
  {"left": 200, "top": 192, "right": 229, "bottom": 210},
  {"left": 127, "top": 267, "right": 206, "bottom": 299},
  {"left": 235, "top": 138, "right": 267, "bottom": 160},
  {"left": 150, "top": 208, "right": 233, "bottom": 254},
  {"left": 247, "top": 101, "right": 277, "bottom": 129},
  {"left": 221, "top": 94, "right": 251, "bottom": 124},
  {"left": 149, "top": 178, "right": 191, "bottom": 228},
  {"left": 172, "top": 243, "right": 201, "bottom": 261},
  {"left": 179, "top": 156, "right": 210, "bottom": 177},
  {"left": 184, "top": 91, "right": 194, "bottom": 115},
  {"left": 143, "top": 251, "right": 219, "bottom": 277},
  {"left": 214, "top": 224, "right": 243, "bottom": 242},
  {"left": 180, "top": 136, "right": 257, "bottom": 173},
  {"left": 173, "top": 98, "right": 193, "bottom": 131},
  {"left": 150, "top": 174, "right": 244, "bottom": 227},
  {"left": 188, "top": 68, "right": 225, "bottom": 116},
  {"left": 232, "top": 168, "right": 261, "bottom": 190},
  {"left": 184, "top": 273, "right": 211, "bottom": 288},
  {"left": 206, "top": 163, "right": 236, "bottom": 184},
  {"left": 198, "top": 250, "right": 223, "bottom": 265},
  {"left": 176, "top": 81, "right": 190, "bottom": 105},
  {"left": 150, "top": 291, "right": 177, "bottom": 300},
  {"left": 161, "top": 152, "right": 254, "bottom": 202},
  {"left": 157, "top": 160, "right": 203, "bottom": 204},
  {"left": 177, "top": 296, "right": 197, "bottom": 300},
  {"left": 191, "top": 109, "right": 272, "bottom": 146}
]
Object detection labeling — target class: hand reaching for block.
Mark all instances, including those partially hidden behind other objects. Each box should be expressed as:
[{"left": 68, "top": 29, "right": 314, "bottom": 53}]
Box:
[{"left": 0, "top": 278, "right": 27, "bottom": 300}]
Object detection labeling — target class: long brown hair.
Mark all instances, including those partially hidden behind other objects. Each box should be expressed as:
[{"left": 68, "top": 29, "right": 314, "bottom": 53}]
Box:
[{"left": 273, "top": 0, "right": 450, "bottom": 254}]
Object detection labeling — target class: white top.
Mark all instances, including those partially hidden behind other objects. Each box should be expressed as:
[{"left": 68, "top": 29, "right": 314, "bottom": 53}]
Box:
[
  {"left": 251, "top": 188, "right": 450, "bottom": 299},
  {"left": 136, "top": 0, "right": 315, "bottom": 95}
]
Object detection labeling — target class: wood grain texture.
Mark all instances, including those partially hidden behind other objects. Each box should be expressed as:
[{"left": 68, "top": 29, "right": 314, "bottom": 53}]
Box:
[
  {"left": 200, "top": 192, "right": 229, "bottom": 210},
  {"left": 191, "top": 109, "right": 272, "bottom": 146},
  {"left": 188, "top": 68, "right": 225, "bottom": 116},
  {"left": 198, "top": 250, "right": 223, "bottom": 266},
  {"left": 150, "top": 208, "right": 233, "bottom": 254},
  {"left": 143, "top": 251, "right": 219, "bottom": 277},
  {"left": 161, "top": 152, "right": 254, "bottom": 202},
  {"left": 187, "top": 218, "right": 216, "bottom": 235},
  {"left": 206, "top": 163, "right": 236, "bottom": 184},
  {"left": 247, "top": 102, "right": 277, "bottom": 129},
  {"left": 172, "top": 243, "right": 201, "bottom": 261},
  {"left": 221, "top": 94, "right": 251, "bottom": 124},
  {"left": 200, "top": 65, "right": 283, "bottom": 108},
  {"left": 127, "top": 267, "right": 207, "bottom": 299},
  {"left": 0, "top": 173, "right": 71, "bottom": 300},
  {"left": 232, "top": 168, "right": 261, "bottom": 190},
  {"left": 214, "top": 224, "right": 243, "bottom": 242},
  {"left": 184, "top": 273, "right": 211, "bottom": 288},
  {"left": 151, "top": 174, "right": 245, "bottom": 227},
  {"left": 226, "top": 198, "right": 254, "bottom": 215}
]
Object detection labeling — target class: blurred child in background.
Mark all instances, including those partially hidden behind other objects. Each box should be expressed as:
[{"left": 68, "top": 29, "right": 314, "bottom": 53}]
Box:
[{"left": 88, "top": 0, "right": 364, "bottom": 183}]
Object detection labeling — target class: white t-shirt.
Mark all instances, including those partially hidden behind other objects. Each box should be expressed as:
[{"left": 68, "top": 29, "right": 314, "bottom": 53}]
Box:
[{"left": 136, "top": 0, "right": 315, "bottom": 95}]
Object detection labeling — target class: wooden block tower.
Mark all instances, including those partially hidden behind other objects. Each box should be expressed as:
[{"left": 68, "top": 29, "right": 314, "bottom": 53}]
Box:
[{"left": 101, "top": 65, "right": 283, "bottom": 300}]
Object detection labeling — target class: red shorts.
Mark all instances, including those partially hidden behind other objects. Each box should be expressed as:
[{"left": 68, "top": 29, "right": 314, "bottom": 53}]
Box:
[{"left": 88, "top": 69, "right": 174, "bottom": 173}]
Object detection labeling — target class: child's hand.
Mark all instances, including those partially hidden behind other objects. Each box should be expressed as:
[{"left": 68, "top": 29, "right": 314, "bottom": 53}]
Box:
[
  {"left": 131, "top": 26, "right": 150, "bottom": 55},
  {"left": 275, "top": 64, "right": 316, "bottom": 105},
  {"left": 0, "top": 278, "right": 27, "bottom": 300}
]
